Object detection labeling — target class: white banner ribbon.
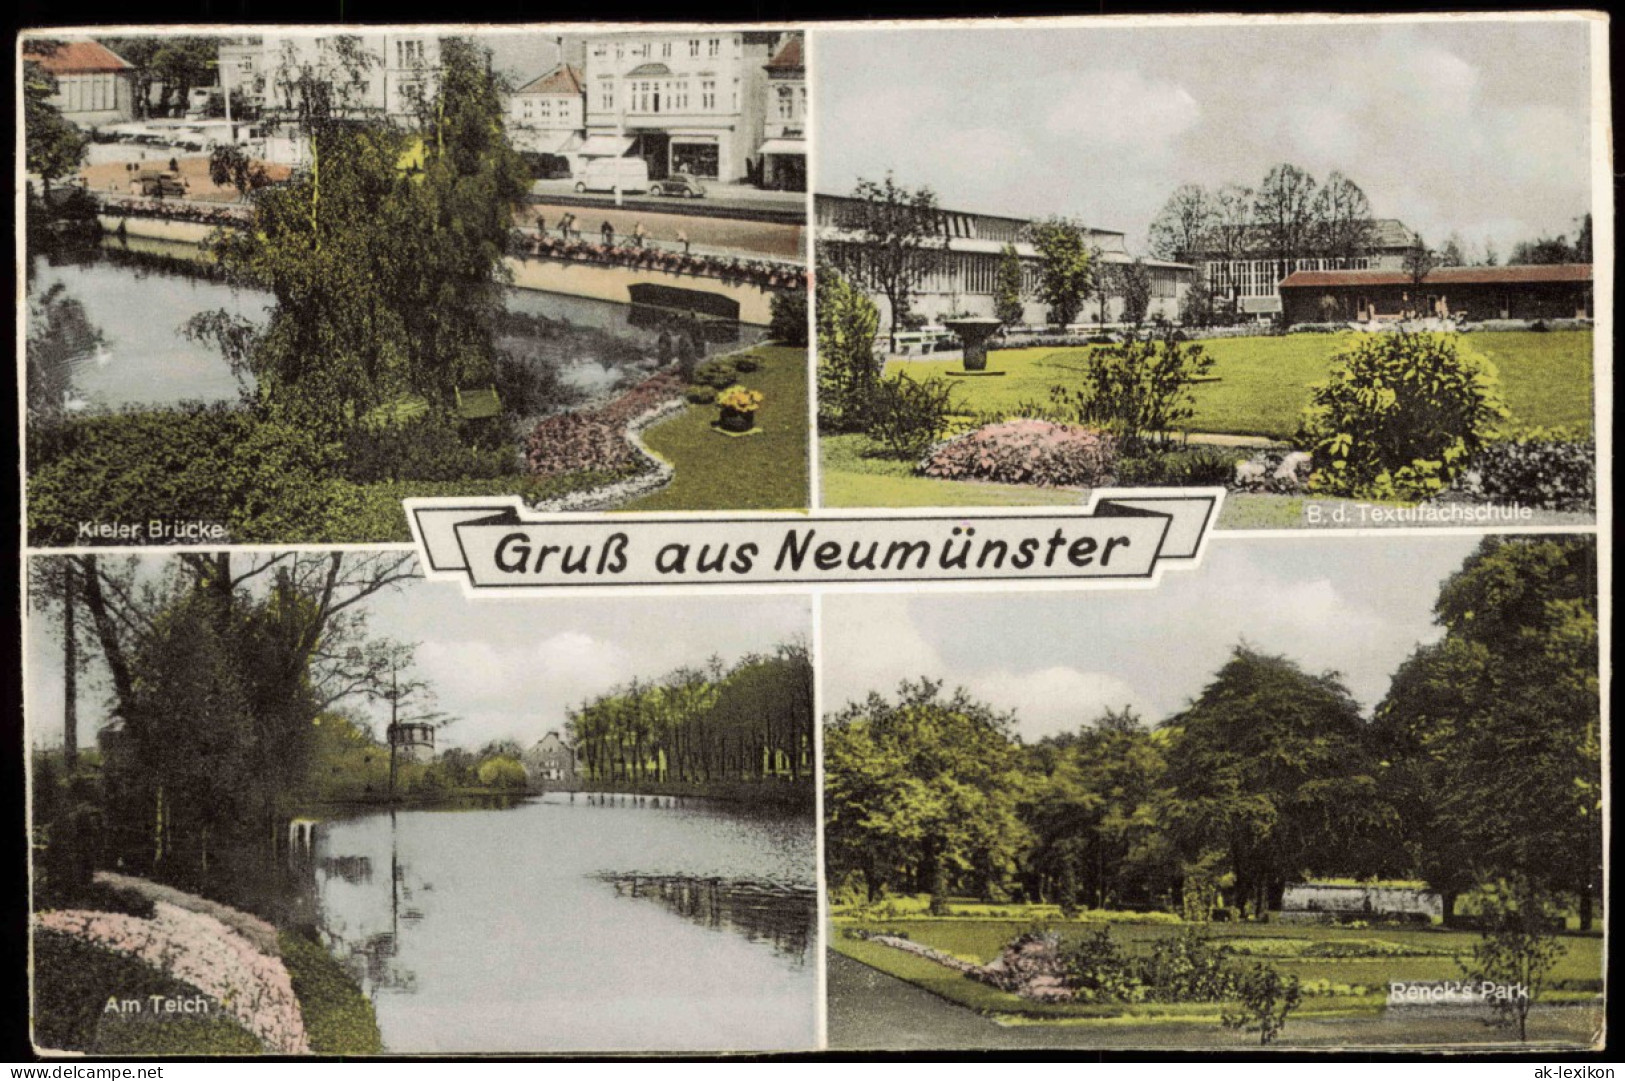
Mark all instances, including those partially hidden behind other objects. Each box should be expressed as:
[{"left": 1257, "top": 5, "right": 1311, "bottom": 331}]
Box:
[{"left": 406, "top": 491, "right": 1221, "bottom": 594}]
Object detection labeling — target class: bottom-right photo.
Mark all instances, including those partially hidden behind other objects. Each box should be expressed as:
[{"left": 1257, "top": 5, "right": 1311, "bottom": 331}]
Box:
[{"left": 820, "top": 533, "right": 1603, "bottom": 1051}]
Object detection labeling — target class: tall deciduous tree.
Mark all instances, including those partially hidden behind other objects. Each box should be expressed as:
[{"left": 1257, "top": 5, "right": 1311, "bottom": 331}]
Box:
[
  {"left": 194, "top": 37, "right": 528, "bottom": 438},
  {"left": 1311, "top": 171, "right": 1376, "bottom": 262},
  {"left": 824, "top": 680, "right": 1031, "bottom": 905},
  {"left": 1252, "top": 164, "right": 1320, "bottom": 287},
  {"left": 1148, "top": 183, "right": 1216, "bottom": 262},
  {"left": 825, "top": 175, "right": 946, "bottom": 352},
  {"left": 1029, "top": 218, "right": 1095, "bottom": 328},
  {"left": 1374, "top": 536, "right": 1601, "bottom": 927},
  {"left": 1160, "top": 646, "right": 1397, "bottom": 916}
]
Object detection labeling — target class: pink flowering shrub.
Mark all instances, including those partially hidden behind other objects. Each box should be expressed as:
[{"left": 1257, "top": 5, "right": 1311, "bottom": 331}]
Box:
[
  {"left": 524, "top": 370, "right": 684, "bottom": 477},
  {"left": 919, "top": 419, "right": 1116, "bottom": 487},
  {"left": 36, "top": 903, "right": 309, "bottom": 1053}
]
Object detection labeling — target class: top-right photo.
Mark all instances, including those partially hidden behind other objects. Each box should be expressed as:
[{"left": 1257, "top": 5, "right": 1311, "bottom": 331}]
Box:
[{"left": 813, "top": 15, "right": 1604, "bottom": 529}]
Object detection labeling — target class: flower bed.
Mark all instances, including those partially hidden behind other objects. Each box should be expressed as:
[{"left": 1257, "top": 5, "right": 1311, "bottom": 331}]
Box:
[
  {"left": 36, "top": 902, "right": 309, "bottom": 1053},
  {"left": 514, "top": 232, "right": 807, "bottom": 292},
  {"left": 524, "top": 369, "right": 685, "bottom": 478},
  {"left": 919, "top": 419, "right": 1116, "bottom": 487},
  {"left": 528, "top": 397, "right": 687, "bottom": 512},
  {"left": 97, "top": 195, "right": 253, "bottom": 229}
]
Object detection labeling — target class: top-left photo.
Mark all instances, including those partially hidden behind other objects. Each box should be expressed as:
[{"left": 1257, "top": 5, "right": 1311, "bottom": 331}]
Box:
[{"left": 22, "top": 27, "right": 811, "bottom": 547}]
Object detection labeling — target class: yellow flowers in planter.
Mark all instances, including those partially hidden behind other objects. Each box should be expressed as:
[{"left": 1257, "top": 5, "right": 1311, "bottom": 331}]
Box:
[{"left": 716, "top": 385, "right": 764, "bottom": 412}]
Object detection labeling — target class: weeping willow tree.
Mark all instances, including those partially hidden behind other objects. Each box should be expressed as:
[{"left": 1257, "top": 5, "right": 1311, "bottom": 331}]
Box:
[{"left": 189, "top": 36, "right": 530, "bottom": 439}]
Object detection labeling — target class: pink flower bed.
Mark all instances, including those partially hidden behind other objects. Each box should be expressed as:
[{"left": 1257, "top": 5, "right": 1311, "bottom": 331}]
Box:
[
  {"left": 516, "top": 233, "right": 807, "bottom": 292},
  {"left": 919, "top": 419, "right": 1117, "bottom": 488},
  {"left": 36, "top": 903, "right": 309, "bottom": 1053},
  {"left": 525, "top": 370, "right": 685, "bottom": 477},
  {"left": 98, "top": 195, "right": 253, "bottom": 229}
]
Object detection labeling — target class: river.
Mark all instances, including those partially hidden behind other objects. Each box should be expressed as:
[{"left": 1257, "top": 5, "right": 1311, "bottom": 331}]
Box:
[
  {"left": 26, "top": 237, "right": 754, "bottom": 413},
  {"left": 293, "top": 793, "right": 818, "bottom": 1054}
]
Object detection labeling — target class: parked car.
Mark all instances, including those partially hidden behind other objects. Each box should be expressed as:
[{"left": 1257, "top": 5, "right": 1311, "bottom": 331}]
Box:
[
  {"left": 519, "top": 151, "right": 573, "bottom": 180},
  {"left": 573, "top": 157, "right": 650, "bottom": 194},
  {"left": 649, "top": 173, "right": 707, "bottom": 199},
  {"left": 130, "top": 171, "right": 188, "bottom": 199}
]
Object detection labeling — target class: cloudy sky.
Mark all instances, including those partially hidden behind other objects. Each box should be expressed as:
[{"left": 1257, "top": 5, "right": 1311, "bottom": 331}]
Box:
[
  {"left": 26, "top": 559, "right": 809, "bottom": 753},
  {"left": 822, "top": 534, "right": 1483, "bottom": 743},
  {"left": 815, "top": 17, "right": 1597, "bottom": 259}
]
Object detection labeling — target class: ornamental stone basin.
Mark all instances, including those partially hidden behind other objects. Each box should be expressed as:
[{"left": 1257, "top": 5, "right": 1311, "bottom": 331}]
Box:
[{"left": 943, "top": 316, "right": 1004, "bottom": 372}]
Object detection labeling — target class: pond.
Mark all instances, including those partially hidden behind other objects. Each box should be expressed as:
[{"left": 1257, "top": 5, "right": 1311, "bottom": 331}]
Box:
[
  {"left": 26, "top": 237, "right": 756, "bottom": 413},
  {"left": 292, "top": 793, "right": 818, "bottom": 1054}
]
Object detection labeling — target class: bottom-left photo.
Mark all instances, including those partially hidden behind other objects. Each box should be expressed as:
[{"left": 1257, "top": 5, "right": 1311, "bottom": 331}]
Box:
[{"left": 25, "top": 552, "right": 818, "bottom": 1055}]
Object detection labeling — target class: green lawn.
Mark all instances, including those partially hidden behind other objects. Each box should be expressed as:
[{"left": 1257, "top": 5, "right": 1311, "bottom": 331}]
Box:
[
  {"left": 831, "top": 915, "right": 1605, "bottom": 1024},
  {"left": 623, "top": 344, "right": 810, "bottom": 511},
  {"left": 884, "top": 330, "right": 1595, "bottom": 442}
]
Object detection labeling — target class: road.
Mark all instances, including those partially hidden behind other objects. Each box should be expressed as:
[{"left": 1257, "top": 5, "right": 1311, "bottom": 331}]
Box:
[
  {"left": 527, "top": 178, "right": 806, "bottom": 224},
  {"left": 518, "top": 200, "right": 804, "bottom": 262}
]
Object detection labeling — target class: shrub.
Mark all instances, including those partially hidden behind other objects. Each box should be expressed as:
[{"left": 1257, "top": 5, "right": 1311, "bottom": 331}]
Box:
[
  {"left": 341, "top": 416, "right": 513, "bottom": 484},
  {"left": 1221, "top": 963, "right": 1303, "bottom": 1045},
  {"left": 1297, "top": 331, "right": 1508, "bottom": 501},
  {"left": 277, "top": 931, "right": 383, "bottom": 1054},
  {"left": 1138, "top": 925, "right": 1235, "bottom": 1003},
  {"left": 733, "top": 355, "right": 761, "bottom": 374},
  {"left": 768, "top": 289, "right": 810, "bottom": 346},
  {"left": 1049, "top": 328, "right": 1214, "bottom": 453},
  {"left": 1057, "top": 926, "right": 1142, "bottom": 1003},
  {"left": 817, "top": 268, "right": 883, "bottom": 433},
  {"left": 1115, "top": 445, "right": 1241, "bottom": 487},
  {"left": 25, "top": 405, "right": 364, "bottom": 545},
  {"left": 492, "top": 351, "right": 586, "bottom": 419},
  {"left": 919, "top": 419, "right": 1116, "bottom": 488},
  {"left": 32, "top": 931, "right": 261, "bottom": 1053},
  {"left": 694, "top": 357, "right": 741, "bottom": 389},
  {"left": 1445, "top": 431, "right": 1594, "bottom": 512},
  {"left": 866, "top": 373, "right": 957, "bottom": 459},
  {"left": 683, "top": 385, "right": 717, "bottom": 405},
  {"left": 1288, "top": 322, "right": 1352, "bottom": 334}
]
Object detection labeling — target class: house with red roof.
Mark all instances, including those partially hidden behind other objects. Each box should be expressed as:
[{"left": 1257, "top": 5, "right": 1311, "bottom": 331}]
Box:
[
  {"left": 23, "top": 39, "right": 136, "bottom": 126},
  {"left": 1278, "top": 263, "right": 1593, "bottom": 326}
]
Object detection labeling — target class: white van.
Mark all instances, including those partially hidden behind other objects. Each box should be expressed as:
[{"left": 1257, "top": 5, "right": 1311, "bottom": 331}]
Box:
[{"left": 574, "top": 157, "right": 651, "bottom": 195}]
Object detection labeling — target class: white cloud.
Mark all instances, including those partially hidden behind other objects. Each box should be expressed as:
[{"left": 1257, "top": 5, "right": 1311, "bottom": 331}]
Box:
[
  {"left": 1046, "top": 72, "right": 1200, "bottom": 148},
  {"left": 965, "top": 667, "right": 1150, "bottom": 743}
]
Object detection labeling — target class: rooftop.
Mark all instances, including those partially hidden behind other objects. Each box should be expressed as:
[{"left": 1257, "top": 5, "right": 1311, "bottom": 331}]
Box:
[
  {"left": 766, "top": 34, "right": 804, "bottom": 71},
  {"left": 515, "top": 63, "right": 583, "bottom": 97},
  {"left": 1280, "top": 263, "right": 1593, "bottom": 289},
  {"left": 24, "top": 39, "right": 133, "bottom": 75}
]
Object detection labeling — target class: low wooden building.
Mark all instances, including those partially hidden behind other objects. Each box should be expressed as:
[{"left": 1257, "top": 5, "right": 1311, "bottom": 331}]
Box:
[{"left": 1279, "top": 263, "right": 1593, "bottom": 326}]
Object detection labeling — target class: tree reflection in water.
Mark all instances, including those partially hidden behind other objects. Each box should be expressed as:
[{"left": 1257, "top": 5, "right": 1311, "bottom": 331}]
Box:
[{"left": 597, "top": 873, "right": 816, "bottom": 964}]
